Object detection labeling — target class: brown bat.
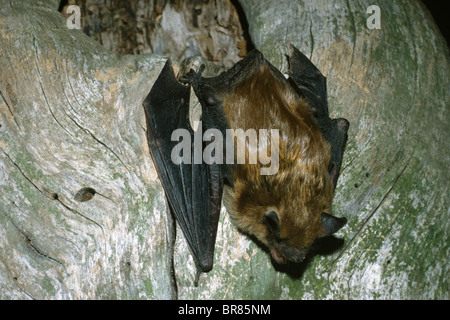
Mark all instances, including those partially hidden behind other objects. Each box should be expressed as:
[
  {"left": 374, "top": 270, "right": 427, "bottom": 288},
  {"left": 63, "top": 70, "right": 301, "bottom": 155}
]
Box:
[{"left": 143, "top": 43, "right": 349, "bottom": 279}]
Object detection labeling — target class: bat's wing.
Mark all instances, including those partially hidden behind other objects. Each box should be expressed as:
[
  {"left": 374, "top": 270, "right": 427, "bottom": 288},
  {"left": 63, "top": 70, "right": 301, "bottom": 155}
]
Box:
[
  {"left": 287, "top": 43, "right": 349, "bottom": 188},
  {"left": 143, "top": 59, "right": 230, "bottom": 279}
]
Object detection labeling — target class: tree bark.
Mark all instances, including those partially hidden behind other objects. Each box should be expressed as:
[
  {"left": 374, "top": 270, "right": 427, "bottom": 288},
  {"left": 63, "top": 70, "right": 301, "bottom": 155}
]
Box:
[
  {"left": 0, "top": 0, "right": 448, "bottom": 299},
  {"left": 0, "top": 0, "right": 174, "bottom": 299},
  {"left": 62, "top": 0, "right": 246, "bottom": 67}
]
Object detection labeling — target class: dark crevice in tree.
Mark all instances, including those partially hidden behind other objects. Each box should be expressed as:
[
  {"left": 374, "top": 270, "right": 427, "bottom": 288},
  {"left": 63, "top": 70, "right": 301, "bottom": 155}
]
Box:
[
  {"left": 421, "top": 0, "right": 449, "bottom": 46},
  {"left": 69, "top": 0, "right": 254, "bottom": 66},
  {"left": 74, "top": 187, "right": 96, "bottom": 202},
  {"left": 58, "top": 0, "right": 68, "bottom": 13},
  {"left": 230, "top": 0, "right": 255, "bottom": 53}
]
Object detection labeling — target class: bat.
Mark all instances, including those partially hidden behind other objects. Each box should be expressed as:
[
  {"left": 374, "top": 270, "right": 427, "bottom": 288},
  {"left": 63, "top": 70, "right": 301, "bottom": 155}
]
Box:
[
  {"left": 143, "top": 43, "right": 349, "bottom": 282},
  {"left": 142, "top": 58, "right": 231, "bottom": 282}
]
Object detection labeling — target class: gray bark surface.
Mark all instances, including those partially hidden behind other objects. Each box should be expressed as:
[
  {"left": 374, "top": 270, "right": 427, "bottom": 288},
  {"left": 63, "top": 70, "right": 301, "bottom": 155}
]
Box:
[{"left": 0, "top": 0, "right": 448, "bottom": 299}]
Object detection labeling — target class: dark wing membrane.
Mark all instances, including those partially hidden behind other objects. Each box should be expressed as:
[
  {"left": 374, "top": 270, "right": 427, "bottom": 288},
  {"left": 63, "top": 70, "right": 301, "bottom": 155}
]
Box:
[
  {"left": 143, "top": 59, "right": 223, "bottom": 273},
  {"left": 287, "top": 43, "right": 329, "bottom": 119},
  {"left": 287, "top": 43, "right": 349, "bottom": 188}
]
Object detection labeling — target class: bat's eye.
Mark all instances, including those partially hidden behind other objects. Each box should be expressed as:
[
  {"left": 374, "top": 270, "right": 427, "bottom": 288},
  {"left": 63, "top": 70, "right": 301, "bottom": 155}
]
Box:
[{"left": 262, "top": 210, "right": 280, "bottom": 237}]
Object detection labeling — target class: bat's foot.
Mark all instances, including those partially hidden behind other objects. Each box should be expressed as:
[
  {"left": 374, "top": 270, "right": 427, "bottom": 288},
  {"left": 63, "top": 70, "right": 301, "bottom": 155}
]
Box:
[{"left": 179, "top": 63, "right": 205, "bottom": 87}]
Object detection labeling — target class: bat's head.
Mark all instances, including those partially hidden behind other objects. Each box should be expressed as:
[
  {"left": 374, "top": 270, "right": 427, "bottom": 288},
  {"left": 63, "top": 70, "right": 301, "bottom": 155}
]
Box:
[
  {"left": 261, "top": 207, "right": 347, "bottom": 265},
  {"left": 225, "top": 138, "right": 347, "bottom": 265}
]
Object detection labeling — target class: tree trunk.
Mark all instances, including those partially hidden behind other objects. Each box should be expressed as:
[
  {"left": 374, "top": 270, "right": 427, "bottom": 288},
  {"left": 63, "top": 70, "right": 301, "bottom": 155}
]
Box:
[
  {"left": 0, "top": 0, "right": 448, "bottom": 299},
  {"left": 62, "top": 0, "right": 246, "bottom": 67},
  {"left": 0, "top": 0, "right": 174, "bottom": 299}
]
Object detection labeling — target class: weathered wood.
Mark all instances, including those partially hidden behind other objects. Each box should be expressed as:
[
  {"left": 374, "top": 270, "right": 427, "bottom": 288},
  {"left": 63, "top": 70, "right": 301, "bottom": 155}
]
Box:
[
  {"left": 64, "top": 0, "right": 246, "bottom": 67},
  {"left": 0, "top": 0, "right": 173, "bottom": 299},
  {"left": 0, "top": 0, "right": 448, "bottom": 299},
  {"left": 176, "top": 0, "right": 450, "bottom": 299}
]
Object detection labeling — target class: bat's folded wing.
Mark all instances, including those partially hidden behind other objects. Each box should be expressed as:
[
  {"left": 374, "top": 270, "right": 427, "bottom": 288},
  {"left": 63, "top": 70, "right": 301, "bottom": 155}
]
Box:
[
  {"left": 287, "top": 43, "right": 349, "bottom": 188},
  {"left": 143, "top": 59, "right": 228, "bottom": 276}
]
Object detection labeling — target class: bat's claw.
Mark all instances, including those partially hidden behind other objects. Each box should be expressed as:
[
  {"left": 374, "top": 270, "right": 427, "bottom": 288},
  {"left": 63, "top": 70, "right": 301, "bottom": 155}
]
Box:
[
  {"left": 179, "top": 64, "right": 206, "bottom": 86},
  {"left": 194, "top": 268, "right": 202, "bottom": 287}
]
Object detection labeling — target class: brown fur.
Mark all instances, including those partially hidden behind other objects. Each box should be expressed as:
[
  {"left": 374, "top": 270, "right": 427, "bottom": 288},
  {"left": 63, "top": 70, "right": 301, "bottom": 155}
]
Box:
[{"left": 222, "top": 64, "right": 334, "bottom": 261}]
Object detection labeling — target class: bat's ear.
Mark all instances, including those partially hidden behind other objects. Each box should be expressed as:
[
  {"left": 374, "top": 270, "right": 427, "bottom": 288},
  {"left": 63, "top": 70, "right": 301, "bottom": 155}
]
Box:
[
  {"left": 263, "top": 210, "right": 281, "bottom": 237},
  {"left": 321, "top": 212, "right": 347, "bottom": 236}
]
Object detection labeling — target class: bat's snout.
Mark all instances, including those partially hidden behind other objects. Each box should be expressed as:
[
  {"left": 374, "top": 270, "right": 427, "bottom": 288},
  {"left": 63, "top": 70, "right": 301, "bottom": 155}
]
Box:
[{"left": 271, "top": 243, "right": 307, "bottom": 265}]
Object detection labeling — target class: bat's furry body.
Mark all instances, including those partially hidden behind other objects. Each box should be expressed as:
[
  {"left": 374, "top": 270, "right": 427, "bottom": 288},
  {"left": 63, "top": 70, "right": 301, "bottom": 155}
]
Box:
[
  {"left": 143, "top": 43, "right": 348, "bottom": 276},
  {"left": 221, "top": 61, "right": 336, "bottom": 263}
]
